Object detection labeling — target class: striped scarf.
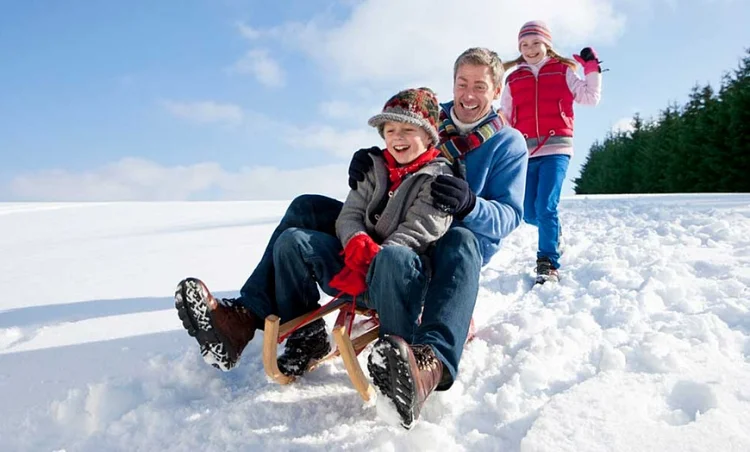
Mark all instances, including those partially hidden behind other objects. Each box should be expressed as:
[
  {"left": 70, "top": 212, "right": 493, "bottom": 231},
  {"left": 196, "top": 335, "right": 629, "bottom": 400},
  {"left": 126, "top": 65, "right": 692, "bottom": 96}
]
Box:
[{"left": 436, "top": 107, "right": 505, "bottom": 163}]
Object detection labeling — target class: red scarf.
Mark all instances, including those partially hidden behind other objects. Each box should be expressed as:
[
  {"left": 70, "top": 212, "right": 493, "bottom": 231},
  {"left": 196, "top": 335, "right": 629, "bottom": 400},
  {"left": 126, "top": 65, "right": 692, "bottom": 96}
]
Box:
[{"left": 383, "top": 147, "right": 441, "bottom": 191}]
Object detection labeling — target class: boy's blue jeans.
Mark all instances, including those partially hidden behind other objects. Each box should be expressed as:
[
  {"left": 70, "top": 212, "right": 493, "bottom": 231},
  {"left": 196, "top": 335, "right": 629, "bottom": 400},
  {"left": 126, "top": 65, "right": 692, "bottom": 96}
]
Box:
[
  {"left": 237, "top": 195, "right": 481, "bottom": 389},
  {"left": 523, "top": 154, "right": 570, "bottom": 269}
]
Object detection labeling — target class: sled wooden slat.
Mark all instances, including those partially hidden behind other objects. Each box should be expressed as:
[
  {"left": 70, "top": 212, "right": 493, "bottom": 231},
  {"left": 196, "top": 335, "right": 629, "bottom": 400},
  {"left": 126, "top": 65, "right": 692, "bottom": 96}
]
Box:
[
  {"left": 351, "top": 326, "right": 380, "bottom": 355},
  {"left": 262, "top": 315, "right": 295, "bottom": 385},
  {"left": 262, "top": 299, "right": 381, "bottom": 398},
  {"left": 276, "top": 297, "right": 349, "bottom": 340},
  {"left": 333, "top": 325, "right": 375, "bottom": 401}
]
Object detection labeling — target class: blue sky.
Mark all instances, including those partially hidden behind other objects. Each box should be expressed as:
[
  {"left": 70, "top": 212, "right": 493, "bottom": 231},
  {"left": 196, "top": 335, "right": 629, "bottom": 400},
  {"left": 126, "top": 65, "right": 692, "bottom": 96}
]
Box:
[{"left": 1, "top": 0, "right": 748, "bottom": 201}]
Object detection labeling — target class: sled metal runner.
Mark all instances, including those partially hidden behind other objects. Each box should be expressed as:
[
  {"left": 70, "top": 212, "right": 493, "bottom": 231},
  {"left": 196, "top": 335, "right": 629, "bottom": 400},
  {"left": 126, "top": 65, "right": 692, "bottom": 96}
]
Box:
[{"left": 262, "top": 295, "right": 379, "bottom": 401}]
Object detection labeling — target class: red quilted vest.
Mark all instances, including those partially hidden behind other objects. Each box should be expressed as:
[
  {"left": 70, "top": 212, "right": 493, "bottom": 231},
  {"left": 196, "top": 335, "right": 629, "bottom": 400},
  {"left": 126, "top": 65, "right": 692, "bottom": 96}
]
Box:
[{"left": 506, "top": 59, "right": 575, "bottom": 141}]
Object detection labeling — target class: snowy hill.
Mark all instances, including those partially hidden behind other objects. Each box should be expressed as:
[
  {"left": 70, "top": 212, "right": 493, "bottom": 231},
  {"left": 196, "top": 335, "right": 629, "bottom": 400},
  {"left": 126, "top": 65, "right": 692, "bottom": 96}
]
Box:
[{"left": 1, "top": 194, "right": 749, "bottom": 451}]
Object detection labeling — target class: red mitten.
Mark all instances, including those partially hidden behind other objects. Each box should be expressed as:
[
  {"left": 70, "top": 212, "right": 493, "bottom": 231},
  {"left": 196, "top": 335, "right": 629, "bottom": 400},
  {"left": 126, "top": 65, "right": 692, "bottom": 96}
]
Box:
[
  {"left": 344, "top": 234, "right": 381, "bottom": 273},
  {"left": 329, "top": 266, "right": 367, "bottom": 296}
]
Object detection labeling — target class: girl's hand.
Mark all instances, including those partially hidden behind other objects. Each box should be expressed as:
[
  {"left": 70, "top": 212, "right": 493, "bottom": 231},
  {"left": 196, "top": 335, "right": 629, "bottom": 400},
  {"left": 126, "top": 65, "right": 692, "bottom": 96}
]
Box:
[
  {"left": 573, "top": 47, "right": 602, "bottom": 74},
  {"left": 579, "top": 47, "right": 599, "bottom": 62}
]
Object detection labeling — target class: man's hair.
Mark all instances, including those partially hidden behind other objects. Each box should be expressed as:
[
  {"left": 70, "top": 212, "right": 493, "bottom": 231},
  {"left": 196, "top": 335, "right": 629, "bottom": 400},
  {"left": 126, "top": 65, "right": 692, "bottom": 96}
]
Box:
[{"left": 453, "top": 47, "right": 504, "bottom": 87}]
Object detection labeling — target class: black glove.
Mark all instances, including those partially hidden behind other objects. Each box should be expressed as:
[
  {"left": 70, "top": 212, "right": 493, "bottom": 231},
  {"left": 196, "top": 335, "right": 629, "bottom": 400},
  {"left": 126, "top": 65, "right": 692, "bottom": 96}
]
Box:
[
  {"left": 579, "top": 47, "right": 599, "bottom": 62},
  {"left": 431, "top": 161, "right": 476, "bottom": 220},
  {"left": 348, "top": 146, "right": 382, "bottom": 190},
  {"left": 574, "top": 47, "right": 604, "bottom": 74}
]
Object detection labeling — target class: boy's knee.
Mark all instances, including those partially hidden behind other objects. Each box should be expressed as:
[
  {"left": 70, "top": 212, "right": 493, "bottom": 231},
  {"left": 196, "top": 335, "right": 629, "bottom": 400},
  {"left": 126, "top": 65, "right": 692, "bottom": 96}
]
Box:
[{"left": 372, "top": 245, "right": 419, "bottom": 271}]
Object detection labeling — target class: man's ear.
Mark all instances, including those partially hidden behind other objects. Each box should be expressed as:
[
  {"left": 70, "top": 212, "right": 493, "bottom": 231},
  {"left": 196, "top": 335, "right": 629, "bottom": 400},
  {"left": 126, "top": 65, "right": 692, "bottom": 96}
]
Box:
[{"left": 493, "top": 85, "right": 502, "bottom": 100}]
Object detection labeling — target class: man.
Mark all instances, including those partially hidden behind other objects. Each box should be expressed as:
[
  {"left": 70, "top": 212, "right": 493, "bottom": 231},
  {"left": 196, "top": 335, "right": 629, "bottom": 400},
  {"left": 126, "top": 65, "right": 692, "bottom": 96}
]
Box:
[{"left": 174, "top": 47, "right": 528, "bottom": 429}]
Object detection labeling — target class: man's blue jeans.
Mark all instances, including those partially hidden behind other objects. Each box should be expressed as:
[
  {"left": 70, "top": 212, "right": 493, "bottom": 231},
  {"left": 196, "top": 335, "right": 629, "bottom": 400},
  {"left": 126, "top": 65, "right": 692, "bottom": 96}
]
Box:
[
  {"left": 237, "top": 194, "right": 481, "bottom": 390},
  {"left": 524, "top": 154, "right": 569, "bottom": 269}
]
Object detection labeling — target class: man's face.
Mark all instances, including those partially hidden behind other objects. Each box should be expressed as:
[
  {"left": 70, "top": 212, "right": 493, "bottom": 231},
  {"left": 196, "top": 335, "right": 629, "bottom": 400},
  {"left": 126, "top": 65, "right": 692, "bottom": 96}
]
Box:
[{"left": 453, "top": 63, "right": 501, "bottom": 124}]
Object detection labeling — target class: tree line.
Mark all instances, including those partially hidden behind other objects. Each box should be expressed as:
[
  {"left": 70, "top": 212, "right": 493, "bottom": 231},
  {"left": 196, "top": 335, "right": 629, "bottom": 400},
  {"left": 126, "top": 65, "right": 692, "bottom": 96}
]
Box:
[{"left": 573, "top": 49, "right": 750, "bottom": 194}]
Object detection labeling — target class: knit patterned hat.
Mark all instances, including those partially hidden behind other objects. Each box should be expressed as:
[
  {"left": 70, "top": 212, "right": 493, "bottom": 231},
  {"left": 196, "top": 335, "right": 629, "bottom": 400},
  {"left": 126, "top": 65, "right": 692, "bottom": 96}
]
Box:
[
  {"left": 518, "top": 20, "right": 553, "bottom": 51},
  {"left": 368, "top": 87, "right": 440, "bottom": 146}
]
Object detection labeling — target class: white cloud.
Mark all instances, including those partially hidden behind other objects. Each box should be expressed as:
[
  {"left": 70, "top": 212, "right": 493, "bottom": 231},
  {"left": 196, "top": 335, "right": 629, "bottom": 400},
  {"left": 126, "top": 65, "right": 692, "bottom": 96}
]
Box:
[
  {"left": 162, "top": 100, "right": 244, "bottom": 125},
  {"left": 318, "top": 99, "right": 382, "bottom": 123},
  {"left": 236, "top": 21, "right": 262, "bottom": 39},
  {"left": 284, "top": 125, "right": 380, "bottom": 159},
  {"left": 229, "top": 49, "right": 285, "bottom": 87},
  {"left": 319, "top": 100, "right": 361, "bottom": 119},
  {"left": 256, "top": 0, "right": 626, "bottom": 86},
  {"left": 6, "top": 158, "right": 351, "bottom": 201},
  {"left": 611, "top": 116, "right": 635, "bottom": 134}
]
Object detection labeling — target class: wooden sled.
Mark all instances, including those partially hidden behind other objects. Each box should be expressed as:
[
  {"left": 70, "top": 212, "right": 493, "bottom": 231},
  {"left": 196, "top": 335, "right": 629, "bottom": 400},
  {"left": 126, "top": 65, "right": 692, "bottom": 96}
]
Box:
[{"left": 262, "top": 296, "right": 380, "bottom": 401}]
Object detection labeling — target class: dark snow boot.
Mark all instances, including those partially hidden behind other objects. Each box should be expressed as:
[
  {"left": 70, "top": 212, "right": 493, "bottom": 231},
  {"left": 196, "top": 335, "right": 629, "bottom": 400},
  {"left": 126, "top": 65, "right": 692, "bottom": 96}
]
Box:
[
  {"left": 367, "top": 335, "right": 444, "bottom": 429},
  {"left": 535, "top": 257, "right": 560, "bottom": 284},
  {"left": 175, "top": 277, "right": 258, "bottom": 371},
  {"left": 277, "top": 318, "right": 331, "bottom": 377}
]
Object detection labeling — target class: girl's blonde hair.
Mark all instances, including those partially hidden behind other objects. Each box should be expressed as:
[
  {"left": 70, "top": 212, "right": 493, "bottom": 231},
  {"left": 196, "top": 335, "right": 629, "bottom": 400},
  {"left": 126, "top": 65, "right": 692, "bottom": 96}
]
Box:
[{"left": 502, "top": 48, "right": 577, "bottom": 72}]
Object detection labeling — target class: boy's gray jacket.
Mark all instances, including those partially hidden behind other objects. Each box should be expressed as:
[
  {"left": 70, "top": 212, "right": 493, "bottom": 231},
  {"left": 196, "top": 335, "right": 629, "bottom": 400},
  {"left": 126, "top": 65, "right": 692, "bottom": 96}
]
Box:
[{"left": 336, "top": 153, "right": 454, "bottom": 253}]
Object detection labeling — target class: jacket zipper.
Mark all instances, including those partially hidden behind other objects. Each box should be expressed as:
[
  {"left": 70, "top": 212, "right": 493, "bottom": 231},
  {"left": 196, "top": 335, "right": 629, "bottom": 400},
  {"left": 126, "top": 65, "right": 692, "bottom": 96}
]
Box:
[{"left": 534, "top": 69, "right": 541, "bottom": 141}]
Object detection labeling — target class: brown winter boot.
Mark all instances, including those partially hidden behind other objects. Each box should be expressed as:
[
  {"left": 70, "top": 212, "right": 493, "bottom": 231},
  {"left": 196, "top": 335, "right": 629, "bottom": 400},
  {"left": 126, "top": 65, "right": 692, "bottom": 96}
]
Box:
[
  {"left": 175, "top": 277, "right": 258, "bottom": 371},
  {"left": 367, "top": 335, "right": 444, "bottom": 429}
]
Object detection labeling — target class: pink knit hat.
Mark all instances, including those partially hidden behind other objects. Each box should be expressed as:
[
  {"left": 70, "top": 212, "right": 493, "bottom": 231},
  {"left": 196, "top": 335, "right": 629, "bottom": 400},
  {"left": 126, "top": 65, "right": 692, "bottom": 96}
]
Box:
[{"left": 518, "top": 20, "right": 553, "bottom": 50}]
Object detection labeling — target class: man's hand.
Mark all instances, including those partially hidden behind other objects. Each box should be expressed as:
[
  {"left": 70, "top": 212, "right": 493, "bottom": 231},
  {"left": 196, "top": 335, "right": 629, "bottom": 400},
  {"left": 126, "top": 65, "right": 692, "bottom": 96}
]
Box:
[
  {"left": 431, "top": 175, "right": 476, "bottom": 220},
  {"left": 348, "top": 146, "right": 382, "bottom": 190}
]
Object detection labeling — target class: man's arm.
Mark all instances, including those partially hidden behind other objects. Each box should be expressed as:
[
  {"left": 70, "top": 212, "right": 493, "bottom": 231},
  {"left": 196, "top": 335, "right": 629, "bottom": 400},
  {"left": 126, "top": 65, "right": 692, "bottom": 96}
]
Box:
[{"left": 461, "top": 132, "right": 528, "bottom": 242}]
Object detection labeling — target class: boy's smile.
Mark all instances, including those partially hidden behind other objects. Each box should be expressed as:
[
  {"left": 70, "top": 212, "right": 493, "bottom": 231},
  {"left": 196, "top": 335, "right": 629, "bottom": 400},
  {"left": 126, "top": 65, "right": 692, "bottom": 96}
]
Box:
[{"left": 383, "top": 121, "right": 432, "bottom": 165}]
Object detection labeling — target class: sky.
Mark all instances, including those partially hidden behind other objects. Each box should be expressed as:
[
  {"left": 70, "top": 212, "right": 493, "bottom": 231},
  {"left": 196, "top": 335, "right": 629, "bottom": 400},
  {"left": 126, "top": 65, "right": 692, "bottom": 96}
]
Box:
[
  {"left": 1, "top": 0, "right": 749, "bottom": 201},
  {"left": 1, "top": 194, "right": 749, "bottom": 450}
]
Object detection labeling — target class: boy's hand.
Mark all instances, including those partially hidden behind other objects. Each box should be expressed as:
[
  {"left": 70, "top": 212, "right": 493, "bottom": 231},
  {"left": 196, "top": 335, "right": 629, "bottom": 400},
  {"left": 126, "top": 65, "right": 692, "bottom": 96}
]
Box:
[
  {"left": 343, "top": 234, "right": 381, "bottom": 272},
  {"left": 329, "top": 266, "right": 367, "bottom": 296},
  {"left": 348, "top": 146, "right": 382, "bottom": 190}
]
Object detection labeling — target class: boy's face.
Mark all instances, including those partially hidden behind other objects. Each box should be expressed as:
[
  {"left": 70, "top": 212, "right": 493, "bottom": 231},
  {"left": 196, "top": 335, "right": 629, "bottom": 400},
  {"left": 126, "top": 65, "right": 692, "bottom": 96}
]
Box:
[
  {"left": 383, "top": 121, "right": 432, "bottom": 165},
  {"left": 453, "top": 63, "right": 501, "bottom": 124},
  {"left": 520, "top": 37, "right": 548, "bottom": 64}
]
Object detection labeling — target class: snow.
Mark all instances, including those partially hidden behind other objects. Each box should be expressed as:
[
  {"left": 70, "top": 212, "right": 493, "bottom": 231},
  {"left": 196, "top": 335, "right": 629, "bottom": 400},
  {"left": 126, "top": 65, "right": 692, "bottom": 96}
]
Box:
[{"left": 1, "top": 193, "right": 749, "bottom": 451}]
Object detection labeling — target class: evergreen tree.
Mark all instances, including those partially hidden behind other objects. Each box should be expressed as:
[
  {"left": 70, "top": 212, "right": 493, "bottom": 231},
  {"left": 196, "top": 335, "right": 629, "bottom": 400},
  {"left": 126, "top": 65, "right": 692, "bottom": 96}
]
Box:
[
  {"left": 722, "top": 49, "right": 750, "bottom": 191},
  {"left": 573, "top": 48, "right": 750, "bottom": 194}
]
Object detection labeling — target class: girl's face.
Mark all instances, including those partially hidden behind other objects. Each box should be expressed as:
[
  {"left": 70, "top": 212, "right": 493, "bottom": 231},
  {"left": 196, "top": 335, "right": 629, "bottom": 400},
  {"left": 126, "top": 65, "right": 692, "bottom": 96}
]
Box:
[
  {"left": 383, "top": 121, "right": 432, "bottom": 165},
  {"left": 520, "top": 37, "right": 548, "bottom": 64}
]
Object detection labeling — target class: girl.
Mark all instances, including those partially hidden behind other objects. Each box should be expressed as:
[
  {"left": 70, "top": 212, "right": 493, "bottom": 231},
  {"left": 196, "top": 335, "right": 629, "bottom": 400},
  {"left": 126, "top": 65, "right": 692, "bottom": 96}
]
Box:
[{"left": 500, "top": 20, "right": 602, "bottom": 283}]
